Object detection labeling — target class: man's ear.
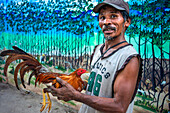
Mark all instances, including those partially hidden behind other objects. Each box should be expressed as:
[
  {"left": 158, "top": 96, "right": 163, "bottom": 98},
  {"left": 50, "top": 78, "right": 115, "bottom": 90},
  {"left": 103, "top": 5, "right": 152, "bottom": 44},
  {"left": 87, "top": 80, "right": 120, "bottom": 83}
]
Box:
[{"left": 125, "top": 17, "right": 131, "bottom": 28}]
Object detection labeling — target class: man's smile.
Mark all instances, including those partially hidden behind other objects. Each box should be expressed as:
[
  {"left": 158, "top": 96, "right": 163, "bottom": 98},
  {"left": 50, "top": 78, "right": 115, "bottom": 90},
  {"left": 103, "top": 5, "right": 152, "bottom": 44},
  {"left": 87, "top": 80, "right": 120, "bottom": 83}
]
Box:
[
  {"left": 103, "top": 29, "right": 115, "bottom": 34},
  {"left": 102, "top": 25, "right": 116, "bottom": 34}
]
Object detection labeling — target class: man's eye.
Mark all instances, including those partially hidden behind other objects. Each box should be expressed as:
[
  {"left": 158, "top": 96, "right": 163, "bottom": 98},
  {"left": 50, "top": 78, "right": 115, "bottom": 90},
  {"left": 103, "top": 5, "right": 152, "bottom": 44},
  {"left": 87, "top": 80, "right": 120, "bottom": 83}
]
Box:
[
  {"left": 100, "top": 16, "right": 105, "bottom": 20},
  {"left": 111, "top": 15, "right": 116, "bottom": 18}
]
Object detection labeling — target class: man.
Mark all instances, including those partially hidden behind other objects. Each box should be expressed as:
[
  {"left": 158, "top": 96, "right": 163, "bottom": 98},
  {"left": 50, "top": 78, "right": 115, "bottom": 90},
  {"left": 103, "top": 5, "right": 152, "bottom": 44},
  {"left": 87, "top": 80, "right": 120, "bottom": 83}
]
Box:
[{"left": 46, "top": 0, "right": 142, "bottom": 113}]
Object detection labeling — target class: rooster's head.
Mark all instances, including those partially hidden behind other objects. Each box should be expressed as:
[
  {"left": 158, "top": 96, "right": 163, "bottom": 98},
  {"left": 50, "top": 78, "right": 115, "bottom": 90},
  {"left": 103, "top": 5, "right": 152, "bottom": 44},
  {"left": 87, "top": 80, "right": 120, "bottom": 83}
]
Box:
[{"left": 76, "top": 68, "right": 88, "bottom": 77}]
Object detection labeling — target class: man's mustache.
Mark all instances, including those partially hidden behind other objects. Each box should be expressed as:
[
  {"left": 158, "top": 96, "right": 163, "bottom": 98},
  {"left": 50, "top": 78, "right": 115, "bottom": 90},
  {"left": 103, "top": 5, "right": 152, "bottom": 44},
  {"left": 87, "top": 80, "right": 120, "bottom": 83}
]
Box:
[{"left": 102, "top": 25, "right": 116, "bottom": 32}]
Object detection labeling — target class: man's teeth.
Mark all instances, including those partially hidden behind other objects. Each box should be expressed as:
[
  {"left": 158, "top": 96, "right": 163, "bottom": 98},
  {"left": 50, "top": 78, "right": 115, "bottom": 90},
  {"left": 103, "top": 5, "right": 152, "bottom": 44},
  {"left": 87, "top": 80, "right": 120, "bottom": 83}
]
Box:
[
  {"left": 103, "top": 28, "right": 116, "bottom": 32},
  {"left": 106, "top": 29, "right": 113, "bottom": 31}
]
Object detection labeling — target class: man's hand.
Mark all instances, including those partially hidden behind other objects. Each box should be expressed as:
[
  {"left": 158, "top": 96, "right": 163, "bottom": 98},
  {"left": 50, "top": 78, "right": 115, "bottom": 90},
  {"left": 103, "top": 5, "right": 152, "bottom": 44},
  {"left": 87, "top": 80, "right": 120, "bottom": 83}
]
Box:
[{"left": 44, "top": 77, "right": 78, "bottom": 102}]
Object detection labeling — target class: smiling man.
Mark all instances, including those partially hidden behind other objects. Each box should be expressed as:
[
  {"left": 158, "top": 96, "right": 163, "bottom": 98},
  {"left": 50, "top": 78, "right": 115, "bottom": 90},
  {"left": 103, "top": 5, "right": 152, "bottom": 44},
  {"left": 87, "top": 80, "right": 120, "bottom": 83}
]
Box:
[{"left": 46, "top": 0, "right": 142, "bottom": 113}]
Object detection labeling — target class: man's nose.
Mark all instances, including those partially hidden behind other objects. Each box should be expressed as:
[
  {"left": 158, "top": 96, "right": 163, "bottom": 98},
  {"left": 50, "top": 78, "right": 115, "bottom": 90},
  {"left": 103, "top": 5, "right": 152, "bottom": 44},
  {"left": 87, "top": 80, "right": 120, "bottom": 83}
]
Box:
[{"left": 104, "top": 18, "right": 111, "bottom": 25}]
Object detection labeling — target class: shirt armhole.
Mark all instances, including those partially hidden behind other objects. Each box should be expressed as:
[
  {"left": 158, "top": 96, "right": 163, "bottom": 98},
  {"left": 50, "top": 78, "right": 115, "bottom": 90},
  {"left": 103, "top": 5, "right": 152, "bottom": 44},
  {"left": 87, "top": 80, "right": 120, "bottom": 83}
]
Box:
[
  {"left": 112, "top": 54, "right": 143, "bottom": 103},
  {"left": 90, "top": 45, "right": 100, "bottom": 66}
]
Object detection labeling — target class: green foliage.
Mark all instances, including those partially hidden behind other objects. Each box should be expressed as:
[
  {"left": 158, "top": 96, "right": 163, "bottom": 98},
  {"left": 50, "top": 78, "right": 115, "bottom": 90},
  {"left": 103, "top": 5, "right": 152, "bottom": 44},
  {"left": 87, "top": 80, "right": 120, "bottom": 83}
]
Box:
[
  {"left": 0, "top": 58, "right": 5, "bottom": 64},
  {"left": 55, "top": 66, "right": 67, "bottom": 72},
  {"left": 67, "top": 68, "right": 75, "bottom": 73},
  {"left": 36, "top": 55, "right": 40, "bottom": 62},
  {"left": 0, "top": 73, "right": 5, "bottom": 82},
  {"left": 0, "top": 0, "right": 97, "bottom": 35},
  {"left": 162, "top": 110, "right": 168, "bottom": 113},
  {"left": 127, "top": 0, "right": 170, "bottom": 48},
  {"left": 135, "top": 93, "right": 169, "bottom": 112},
  {"left": 9, "top": 66, "right": 15, "bottom": 75},
  {"left": 134, "top": 99, "right": 158, "bottom": 112},
  {"left": 0, "top": 0, "right": 169, "bottom": 59},
  {"left": 136, "top": 94, "right": 154, "bottom": 101},
  {"left": 0, "top": 67, "right": 4, "bottom": 70},
  {"left": 0, "top": 59, "right": 4, "bottom": 82},
  {"left": 30, "top": 76, "right": 36, "bottom": 85},
  {"left": 66, "top": 101, "right": 77, "bottom": 106},
  {"left": 45, "top": 56, "right": 53, "bottom": 67},
  {"left": 46, "top": 62, "right": 53, "bottom": 67}
]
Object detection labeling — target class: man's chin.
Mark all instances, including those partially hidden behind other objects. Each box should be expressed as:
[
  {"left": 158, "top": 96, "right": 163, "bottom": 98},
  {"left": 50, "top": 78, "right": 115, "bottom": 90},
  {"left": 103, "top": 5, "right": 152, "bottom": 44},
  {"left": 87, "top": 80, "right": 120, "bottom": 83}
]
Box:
[{"left": 104, "top": 36, "right": 117, "bottom": 41}]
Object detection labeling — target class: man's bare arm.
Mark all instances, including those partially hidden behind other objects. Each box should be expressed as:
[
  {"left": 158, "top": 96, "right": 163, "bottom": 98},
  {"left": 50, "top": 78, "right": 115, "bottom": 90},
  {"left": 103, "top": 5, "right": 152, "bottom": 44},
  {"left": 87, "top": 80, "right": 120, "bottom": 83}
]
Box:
[
  {"left": 48, "top": 57, "right": 140, "bottom": 113},
  {"left": 74, "top": 57, "right": 140, "bottom": 113}
]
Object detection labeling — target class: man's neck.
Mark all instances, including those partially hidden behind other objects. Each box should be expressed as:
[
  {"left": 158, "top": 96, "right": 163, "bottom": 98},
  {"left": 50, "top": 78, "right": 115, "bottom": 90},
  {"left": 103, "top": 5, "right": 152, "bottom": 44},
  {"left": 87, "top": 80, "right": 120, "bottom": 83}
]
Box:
[{"left": 104, "top": 34, "right": 126, "bottom": 51}]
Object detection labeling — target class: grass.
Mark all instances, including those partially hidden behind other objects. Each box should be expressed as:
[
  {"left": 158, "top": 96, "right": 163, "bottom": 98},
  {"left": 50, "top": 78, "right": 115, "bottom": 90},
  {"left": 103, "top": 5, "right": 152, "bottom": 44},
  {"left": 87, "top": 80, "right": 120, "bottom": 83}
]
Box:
[
  {"left": 136, "top": 94, "right": 154, "bottom": 101},
  {"left": 66, "top": 101, "right": 77, "bottom": 106},
  {"left": 135, "top": 93, "right": 169, "bottom": 113}
]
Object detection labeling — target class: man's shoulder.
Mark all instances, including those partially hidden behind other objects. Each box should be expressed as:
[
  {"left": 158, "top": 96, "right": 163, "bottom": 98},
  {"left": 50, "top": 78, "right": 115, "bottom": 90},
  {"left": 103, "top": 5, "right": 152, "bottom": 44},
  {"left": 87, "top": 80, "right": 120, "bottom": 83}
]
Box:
[
  {"left": 120, "top": 45, "right": 138, "bottom": 55},
  {"left": 93, "top": 44, "right": 103, "bottom": 53},
  {"left": 95, "top": 44, "right": 103, "bottom": 49}
]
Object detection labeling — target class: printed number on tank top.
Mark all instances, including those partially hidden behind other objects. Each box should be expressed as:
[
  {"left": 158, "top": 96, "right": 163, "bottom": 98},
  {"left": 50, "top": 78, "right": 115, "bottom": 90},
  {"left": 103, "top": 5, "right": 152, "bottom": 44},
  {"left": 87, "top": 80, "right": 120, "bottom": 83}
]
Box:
[{"left": 87, "top": 72, "right": 102, "bottom": 96}]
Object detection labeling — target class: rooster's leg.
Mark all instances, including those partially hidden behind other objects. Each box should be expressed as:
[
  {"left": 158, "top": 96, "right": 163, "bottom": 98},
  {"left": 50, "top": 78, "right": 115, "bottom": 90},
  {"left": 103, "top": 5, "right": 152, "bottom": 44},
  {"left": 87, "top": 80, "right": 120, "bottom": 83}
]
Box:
[
  {"left": 40, "top": 90, "right": 46, "bottom": 112},
  {"left": 46, "top": 92, "right": 52, "bottom": 112},
  {"left": 40, "top": 90, "right": 52, "bottom": 113}
]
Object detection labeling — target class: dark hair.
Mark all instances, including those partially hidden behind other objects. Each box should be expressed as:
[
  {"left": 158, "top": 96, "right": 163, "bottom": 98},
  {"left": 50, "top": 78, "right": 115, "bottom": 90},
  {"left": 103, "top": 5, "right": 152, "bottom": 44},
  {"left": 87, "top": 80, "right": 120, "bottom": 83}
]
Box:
[{"left": 120, "top": 10, "right": 130, "bottom": 22}]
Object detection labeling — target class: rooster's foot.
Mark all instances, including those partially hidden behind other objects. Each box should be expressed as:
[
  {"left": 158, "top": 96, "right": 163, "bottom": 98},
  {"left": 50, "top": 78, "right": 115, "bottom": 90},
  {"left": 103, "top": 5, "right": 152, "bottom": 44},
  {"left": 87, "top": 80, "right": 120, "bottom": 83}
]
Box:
[{"left": 40, "top": 91, "right": 52, "bottom": 113}]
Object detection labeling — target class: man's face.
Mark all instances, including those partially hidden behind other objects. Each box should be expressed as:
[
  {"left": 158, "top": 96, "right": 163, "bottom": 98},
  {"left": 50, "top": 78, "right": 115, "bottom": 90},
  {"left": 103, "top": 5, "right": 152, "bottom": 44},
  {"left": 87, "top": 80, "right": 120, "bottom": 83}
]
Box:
[{"left": 99, "top": 5, "right": 126, "bottom": 41}]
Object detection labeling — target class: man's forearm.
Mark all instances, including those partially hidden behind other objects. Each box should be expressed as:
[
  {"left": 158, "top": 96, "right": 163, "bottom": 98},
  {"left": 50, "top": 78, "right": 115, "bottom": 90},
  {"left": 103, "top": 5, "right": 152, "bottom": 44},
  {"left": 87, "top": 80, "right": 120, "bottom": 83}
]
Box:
[{"left": 74, "top": 91, "right": 124, "bottom": 113}]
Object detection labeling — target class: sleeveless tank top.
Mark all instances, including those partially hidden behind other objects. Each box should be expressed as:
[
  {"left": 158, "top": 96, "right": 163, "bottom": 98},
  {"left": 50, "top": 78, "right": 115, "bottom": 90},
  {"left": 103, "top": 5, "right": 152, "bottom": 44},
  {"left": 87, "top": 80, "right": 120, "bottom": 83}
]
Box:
[{"left": 79, "top": 44, "right": 139, "bottom": 113}]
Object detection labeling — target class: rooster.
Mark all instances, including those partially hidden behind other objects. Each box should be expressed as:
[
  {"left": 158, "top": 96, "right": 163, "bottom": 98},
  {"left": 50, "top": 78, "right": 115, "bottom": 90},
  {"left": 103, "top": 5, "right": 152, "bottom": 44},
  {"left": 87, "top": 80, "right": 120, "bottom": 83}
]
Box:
[{"left": 0, "top": 46, "right": 88, "bottom": 112}]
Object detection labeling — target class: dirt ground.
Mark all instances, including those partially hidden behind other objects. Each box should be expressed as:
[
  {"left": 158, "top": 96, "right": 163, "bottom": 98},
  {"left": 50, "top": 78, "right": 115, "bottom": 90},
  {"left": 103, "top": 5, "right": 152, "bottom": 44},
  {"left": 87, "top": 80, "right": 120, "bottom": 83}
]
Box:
[
  {"left": 0, "top": 82, "right": 78, "bottom": 113},
  {"left": 0, "top": 82, "right": 155, "bottom": 113}
]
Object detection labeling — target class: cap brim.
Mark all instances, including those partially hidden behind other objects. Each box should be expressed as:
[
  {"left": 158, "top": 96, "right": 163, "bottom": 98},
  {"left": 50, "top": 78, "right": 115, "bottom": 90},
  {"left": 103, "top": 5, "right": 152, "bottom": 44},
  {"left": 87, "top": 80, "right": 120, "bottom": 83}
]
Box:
[{"left": 93, "top": 2, "right": 125, "bottom": 13}]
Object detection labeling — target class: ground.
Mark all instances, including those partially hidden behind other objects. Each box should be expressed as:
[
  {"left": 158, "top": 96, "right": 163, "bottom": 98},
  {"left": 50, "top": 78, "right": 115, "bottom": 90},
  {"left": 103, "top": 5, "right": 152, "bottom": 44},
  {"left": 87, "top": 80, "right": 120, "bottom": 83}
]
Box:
[
  {"left": 0, "top": 82, "right": 155, "bottom": 113},
  {"left": 0, "top": 82, "right": 78, "bottom": 113}
]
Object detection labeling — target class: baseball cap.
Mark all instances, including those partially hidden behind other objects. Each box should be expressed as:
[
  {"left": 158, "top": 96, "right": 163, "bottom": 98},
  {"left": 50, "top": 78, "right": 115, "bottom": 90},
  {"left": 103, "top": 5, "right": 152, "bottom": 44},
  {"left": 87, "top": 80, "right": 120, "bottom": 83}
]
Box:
[{"left": 93, "top": 0, "right": 129, "bottom": 14}]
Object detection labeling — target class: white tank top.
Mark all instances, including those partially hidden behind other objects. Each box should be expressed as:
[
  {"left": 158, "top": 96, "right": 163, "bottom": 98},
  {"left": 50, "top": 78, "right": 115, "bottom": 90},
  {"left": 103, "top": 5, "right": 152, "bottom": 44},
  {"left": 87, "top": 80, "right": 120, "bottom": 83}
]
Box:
[{"left": 79, "top": 44, "right": 138, "bottom": 113}]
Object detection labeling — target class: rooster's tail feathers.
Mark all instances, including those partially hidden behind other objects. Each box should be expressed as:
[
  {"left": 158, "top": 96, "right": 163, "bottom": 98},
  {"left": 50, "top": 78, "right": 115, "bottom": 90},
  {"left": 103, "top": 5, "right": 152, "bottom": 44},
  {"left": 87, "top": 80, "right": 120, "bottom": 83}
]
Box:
[{"left": 0, "top": 47, "right": 42, "bottom": 89}]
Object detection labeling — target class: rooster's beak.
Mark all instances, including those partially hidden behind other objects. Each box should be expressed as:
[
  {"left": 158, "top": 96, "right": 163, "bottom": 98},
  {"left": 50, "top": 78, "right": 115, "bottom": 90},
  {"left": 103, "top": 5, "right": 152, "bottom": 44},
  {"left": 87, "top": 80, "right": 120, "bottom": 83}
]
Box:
[{"left": 85, "top": 71, "right": 89, "bottom": 73}]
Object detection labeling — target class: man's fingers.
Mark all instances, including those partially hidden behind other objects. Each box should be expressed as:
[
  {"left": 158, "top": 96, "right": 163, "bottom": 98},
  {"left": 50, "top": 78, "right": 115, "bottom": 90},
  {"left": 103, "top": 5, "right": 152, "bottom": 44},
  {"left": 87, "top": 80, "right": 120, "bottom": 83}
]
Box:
[
  {"left": 43, "top": 88, "right": 52, "bottom": 93},
  {"left": 56, "top": 77, "right": 68, "bottom": 86},
  {"left": 43, "top": 85, "right": 57, "bottom": 93},
  {"left": 50, "top": 86, "right": 58, "bottom": 91}
]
